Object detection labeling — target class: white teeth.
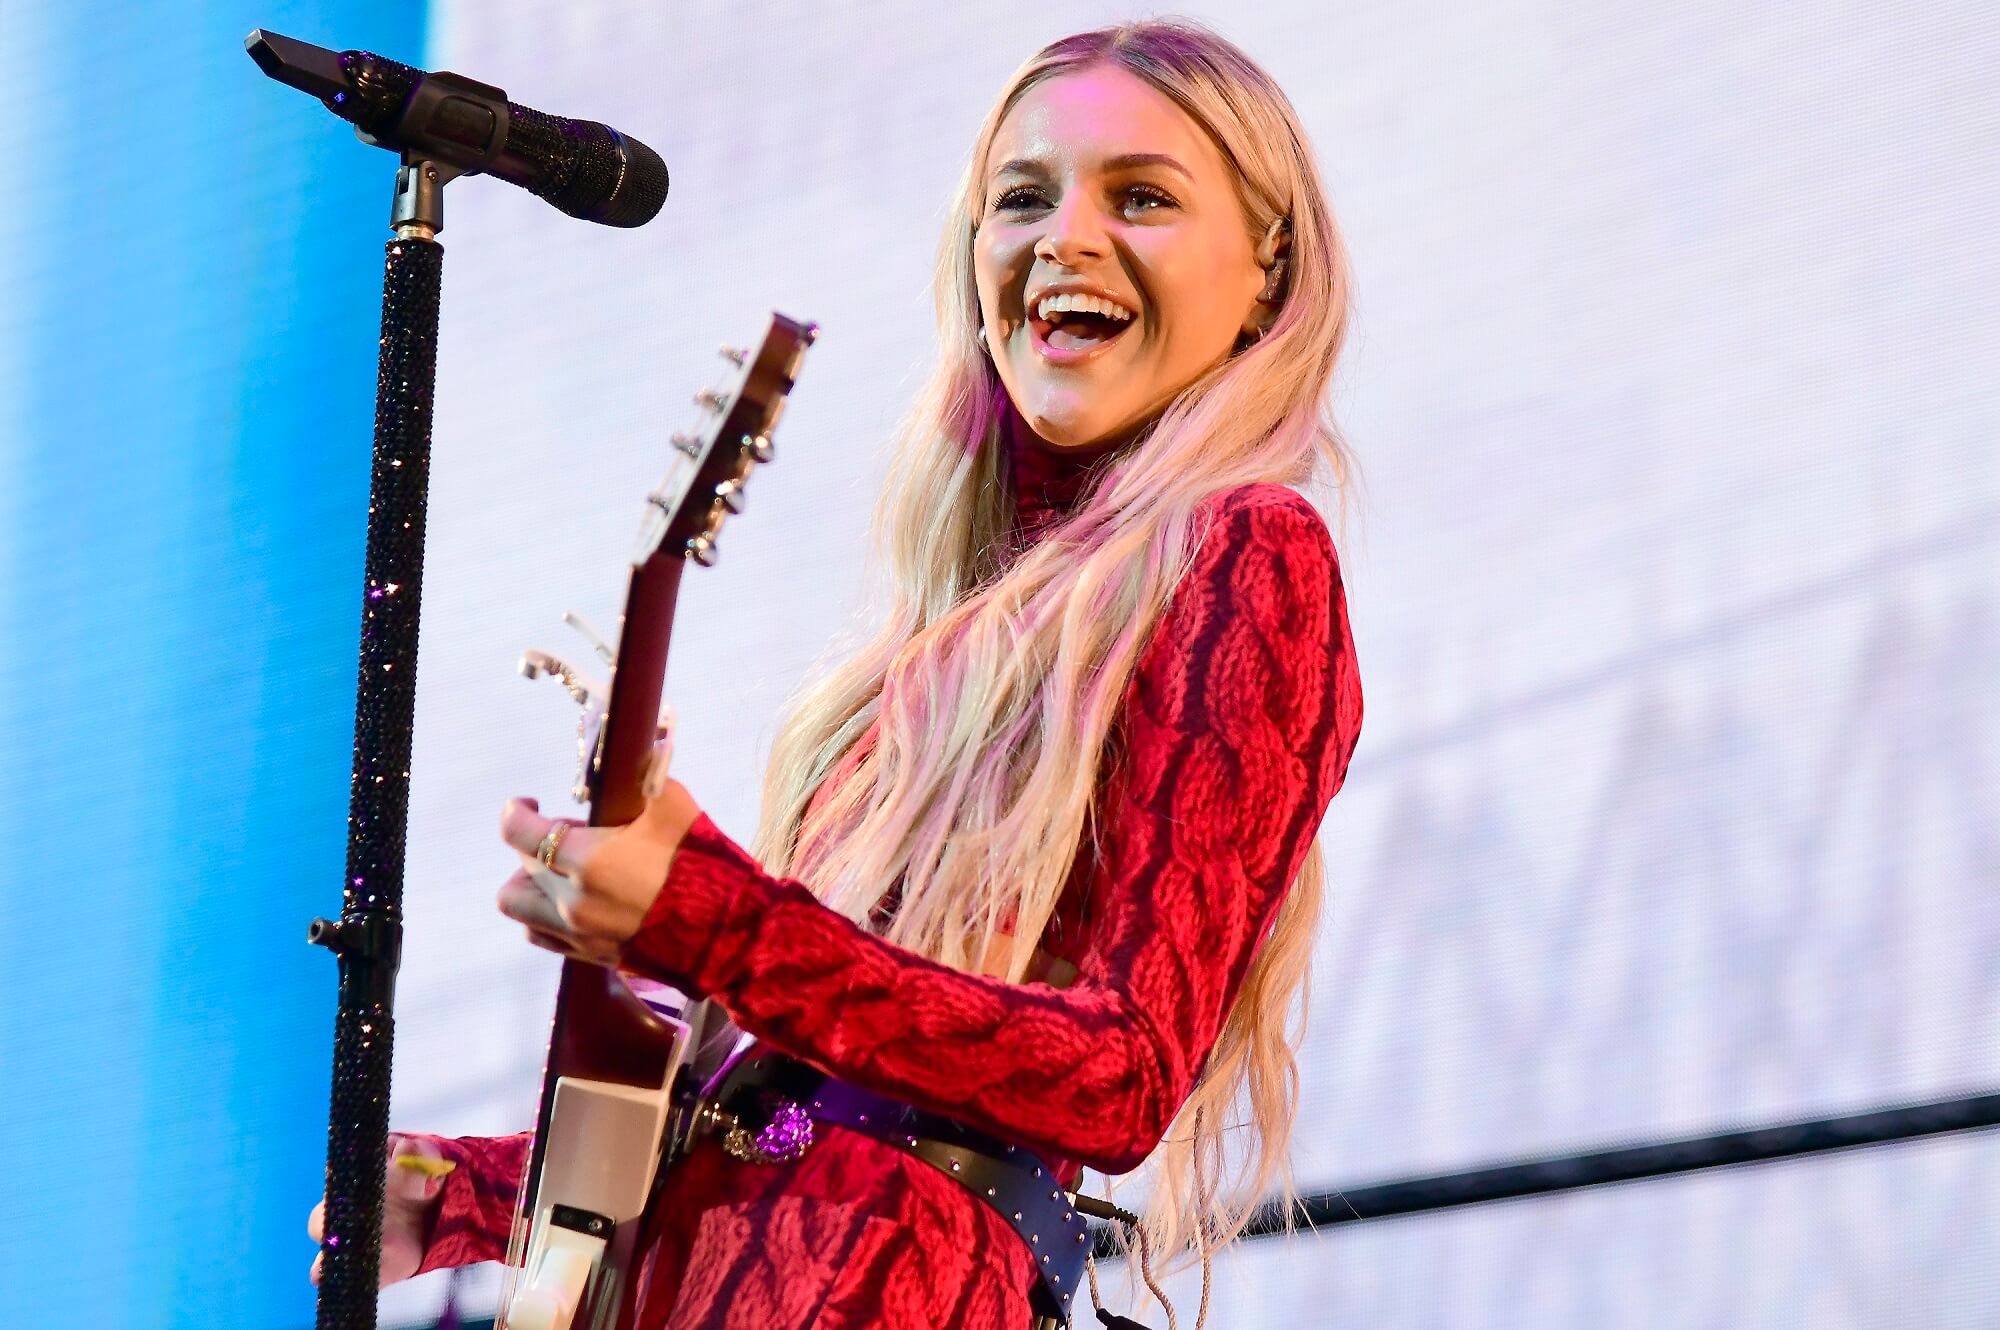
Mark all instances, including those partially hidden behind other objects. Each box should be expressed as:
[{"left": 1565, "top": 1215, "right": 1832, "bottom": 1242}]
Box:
[{"left": 1034, "top": 292, "right": 1134, "bottom": 322}]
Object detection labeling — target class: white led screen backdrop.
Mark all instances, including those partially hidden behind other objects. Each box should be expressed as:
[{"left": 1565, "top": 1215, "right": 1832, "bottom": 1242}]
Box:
[{"left": 375, "top": 3, "right": 1999, "bottom": 1325}]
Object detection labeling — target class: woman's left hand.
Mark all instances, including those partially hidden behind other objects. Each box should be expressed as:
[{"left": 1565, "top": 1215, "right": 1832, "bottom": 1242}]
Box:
[{"left": 496, "top": 735, "right": 703, "bottom": 966}]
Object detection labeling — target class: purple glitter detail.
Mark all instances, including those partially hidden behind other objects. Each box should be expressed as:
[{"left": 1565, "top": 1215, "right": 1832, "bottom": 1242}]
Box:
[{"left": 751, "top": 1100, "right": 814, "bottom": 1162}]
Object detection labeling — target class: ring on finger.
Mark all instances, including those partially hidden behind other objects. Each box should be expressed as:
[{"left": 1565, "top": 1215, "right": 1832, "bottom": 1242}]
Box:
[{"left": 535, "top": 822, "right": 571, "bottom": 872}]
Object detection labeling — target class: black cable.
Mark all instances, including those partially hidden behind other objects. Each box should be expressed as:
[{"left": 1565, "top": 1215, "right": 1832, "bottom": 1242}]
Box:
[
  {"left": 436, "top": 1088, "right": 2000, "bottom": 1330},
  {"left": 1257, "top": 1086, "right": 2000, "bottom": 1237}
]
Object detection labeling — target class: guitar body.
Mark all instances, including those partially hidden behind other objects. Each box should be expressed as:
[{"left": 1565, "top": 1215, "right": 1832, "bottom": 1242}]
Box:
[
  {"left": 496, "top": 315, "right": 817, "bottom": 1330},
  {"left": 503, "top": 968, "right": 691, "bottom": 1330}
]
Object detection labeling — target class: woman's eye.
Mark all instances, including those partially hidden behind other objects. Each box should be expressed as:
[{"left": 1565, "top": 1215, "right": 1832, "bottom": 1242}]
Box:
[
  {"left": 992, "top": 186, "right": 1049, "bottom": 212},
  {"left": 1123, "top": 184, "right": 1179, "bottom": 213},
  {"left": 988, "top": 182, "right": 1177, "bottom": 216}
]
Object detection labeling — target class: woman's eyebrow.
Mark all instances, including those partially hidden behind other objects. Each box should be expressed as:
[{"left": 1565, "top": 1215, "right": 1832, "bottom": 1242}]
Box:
[
  {"left": 989, "top": 157, "right": 1050, "bottom": 181},
  {"left": 1102, "top": 152, "right": 1194, "bottom": 182},
  {"left": 988, "top": 152, "right": 1194, "bottom": 183}
]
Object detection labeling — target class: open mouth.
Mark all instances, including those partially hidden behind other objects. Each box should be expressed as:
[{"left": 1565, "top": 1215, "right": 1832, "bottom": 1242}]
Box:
[{"left": 1028, "top": 293, "right": 1137, "bottom": 361}]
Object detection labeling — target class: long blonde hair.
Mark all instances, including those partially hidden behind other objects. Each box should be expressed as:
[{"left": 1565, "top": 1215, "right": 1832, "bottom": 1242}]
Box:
[{"left": 746, "top": 19, "right": 1355, "bottom": 1264}]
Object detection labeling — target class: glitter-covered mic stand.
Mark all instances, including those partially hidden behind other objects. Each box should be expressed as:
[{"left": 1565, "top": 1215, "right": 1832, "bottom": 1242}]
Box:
[
  {"left": 304, "top": 157, "right": 457, "bottom": 1330},
  {"left": 247, "top": 26, "right": 668, "bottom": 1324},
  {"left": 242, "top": 28, "right": 664, "bottom": 1320}
]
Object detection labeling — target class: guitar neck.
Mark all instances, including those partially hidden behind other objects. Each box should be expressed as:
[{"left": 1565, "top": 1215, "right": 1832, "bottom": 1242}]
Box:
[{"left": 590, "top": 557, "right": 684, "bottom": 827}]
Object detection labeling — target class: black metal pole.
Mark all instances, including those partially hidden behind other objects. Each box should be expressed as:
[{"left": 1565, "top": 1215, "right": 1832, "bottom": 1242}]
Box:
[{"left": 307, "top": 159, "right": 451, "bottom": 1329}]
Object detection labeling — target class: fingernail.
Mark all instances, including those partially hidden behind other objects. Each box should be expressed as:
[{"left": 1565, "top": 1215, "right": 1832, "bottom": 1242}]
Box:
[{"left": 642, "top": 737, "right": 673, "bottom": 798}]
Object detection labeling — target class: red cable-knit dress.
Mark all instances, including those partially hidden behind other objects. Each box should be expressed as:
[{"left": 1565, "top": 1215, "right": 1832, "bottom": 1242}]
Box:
[{"left": 405, "top": 431, "right": 1363, "bottom": 1329}]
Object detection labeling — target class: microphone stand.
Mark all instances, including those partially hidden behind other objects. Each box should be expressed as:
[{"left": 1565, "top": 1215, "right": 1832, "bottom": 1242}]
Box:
[
  {"left": 304, "top": 154, "right": 462, "bottom": 1330},
  {"left": 248, "top": 27, "right": 665, "bottom": 1322}
]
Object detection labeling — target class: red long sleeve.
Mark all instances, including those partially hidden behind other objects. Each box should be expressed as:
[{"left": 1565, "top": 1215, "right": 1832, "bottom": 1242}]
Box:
[
  {"left": 616, "top": 483, "right": 1362, "bottom": 1173},
  {"left": 410, "top": 1130, "right": 530, "bottom": 1275}
]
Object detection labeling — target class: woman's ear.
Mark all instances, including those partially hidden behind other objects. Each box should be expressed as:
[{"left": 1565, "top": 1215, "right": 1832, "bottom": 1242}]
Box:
[
  {"left": 1242, "top": 217, "right": 1293, "bottom": 340},
  {"left": 1254, "top": 216, "right": 1290, "bottom": 270}
]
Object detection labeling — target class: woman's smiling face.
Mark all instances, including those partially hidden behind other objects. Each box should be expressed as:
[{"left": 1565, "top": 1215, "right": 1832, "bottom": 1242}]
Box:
[{"left": 973, "top": 64, "right": 1271, "bottom": 450}]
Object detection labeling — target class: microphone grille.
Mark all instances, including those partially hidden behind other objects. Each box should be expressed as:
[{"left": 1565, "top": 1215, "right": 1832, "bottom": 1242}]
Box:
[
  {"left": 510, "top": 108, "right": 668, "bottom": 228},
  {"left": 598, "top": 133, "right": 669, "bottom": 229}
]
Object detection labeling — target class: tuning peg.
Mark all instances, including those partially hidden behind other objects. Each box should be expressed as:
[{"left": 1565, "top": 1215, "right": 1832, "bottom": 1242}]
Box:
[
  {"left": 671, "top": 431, "right": 701, "bottom": 458},
  {"left": 519, "top": 649, "right": 607, "bottom": 707},
  {"left": 686, "top": 532, "right": 719, "bottom": 567},
  {"left": 561, "top": 611, "right": 617, "bottom": 667},
  {"left": 714, "top": 477, "right": 747, "bottom": 514},
  {"left": 745, "top": 433, "right": 775, "bottom": 464},
  {"left": 694, "top": 388, "right": 727, "bottom": 412},
  {"left": 719, "top": 345, "right": 748, "bottom": 367}
]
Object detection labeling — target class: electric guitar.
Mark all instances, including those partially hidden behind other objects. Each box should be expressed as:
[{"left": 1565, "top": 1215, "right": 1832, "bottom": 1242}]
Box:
[{"left": 494, "top": 313, "right": 817, "bottom": 1330}]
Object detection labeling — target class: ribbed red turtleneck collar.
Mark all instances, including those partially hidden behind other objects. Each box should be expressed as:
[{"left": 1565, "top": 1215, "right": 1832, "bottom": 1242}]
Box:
[{"left": 1005, "top": 423, "right": 1131, "bottom": 553}]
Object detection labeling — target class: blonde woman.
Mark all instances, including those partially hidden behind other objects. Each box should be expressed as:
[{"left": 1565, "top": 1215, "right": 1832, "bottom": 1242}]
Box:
[{"left": 313, "top": 19, "right": 1364, "bottom": 1330}]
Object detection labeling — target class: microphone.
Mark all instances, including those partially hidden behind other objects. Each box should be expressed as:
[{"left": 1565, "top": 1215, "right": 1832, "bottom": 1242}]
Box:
[{"left": 247, "top": 29, "right": 668, "bottom": 228}]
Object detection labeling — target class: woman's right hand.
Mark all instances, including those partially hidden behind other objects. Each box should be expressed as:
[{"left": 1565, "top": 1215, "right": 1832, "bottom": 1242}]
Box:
[{"left": 307, "top": 1132, "right": 451, "bottom": 1289}]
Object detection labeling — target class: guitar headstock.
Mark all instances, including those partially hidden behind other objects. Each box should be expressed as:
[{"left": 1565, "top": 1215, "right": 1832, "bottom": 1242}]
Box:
[
  {"left": 520, "top": 311, "right": 817, "bottom": 815},
  {"left": 634, "top": 312, "right": 818, "bottom": 571}
]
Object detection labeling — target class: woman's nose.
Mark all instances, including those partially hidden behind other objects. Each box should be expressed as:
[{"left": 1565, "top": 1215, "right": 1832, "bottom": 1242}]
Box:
[{"left": 1033, "top": 195, "right": 1110, "bottom": 268}]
